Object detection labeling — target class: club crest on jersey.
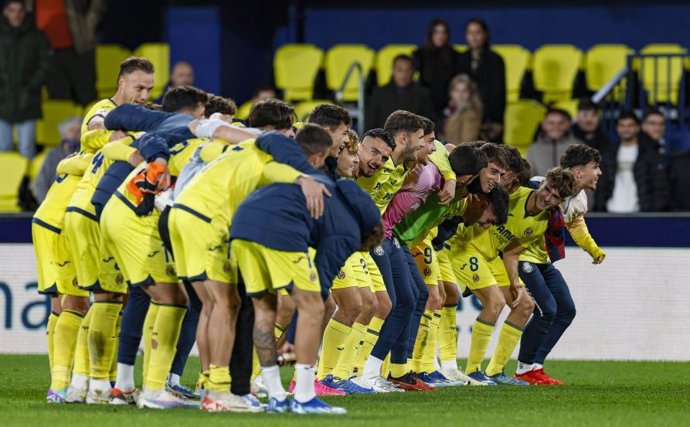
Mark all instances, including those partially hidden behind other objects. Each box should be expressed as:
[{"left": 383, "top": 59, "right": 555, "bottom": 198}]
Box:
[
  {"left": 524, "top": 227, "right": 534, "bottom": 238},
  {"left": 115, "top": 273, "right": 124, "bottom": 285},
  {"left": 424, "top": 267, "right": 432, "bottom": 277},
  {"left": 521, "top": 263, "right": 534, "bottom": 274},
  {"left": 223, "top": 263, "right": 233, "bottom": 274},
  {"left": 374, "top": 245, "right": 384, "bottom": 256},
  {"left": 337, "top": 270, "right": 346, "bottom": 280},
  {"left": 472, "top": 274, "right": 480, "bottom": 283},
  {"left": 309, "top": 272, "right": 317, "bottom": 282},
  {"left": 166, "top": 265, "right": 177, "bottom": 278}
]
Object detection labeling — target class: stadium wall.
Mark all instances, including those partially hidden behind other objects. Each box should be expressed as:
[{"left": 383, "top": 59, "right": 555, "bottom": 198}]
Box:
[{"left": 0, "top": 215, "right": 688, "bottom": 361}]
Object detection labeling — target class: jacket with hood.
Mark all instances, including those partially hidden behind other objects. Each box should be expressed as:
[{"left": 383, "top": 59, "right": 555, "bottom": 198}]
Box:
[
  {"left": 231, "top": 177, "right": 381, "bottom": 290},
  {"left": 0, "top": 12, "right": 51, "bottom": 122},
  {"left": 527, "top": 131, "right": 584, "bottom": 177}
]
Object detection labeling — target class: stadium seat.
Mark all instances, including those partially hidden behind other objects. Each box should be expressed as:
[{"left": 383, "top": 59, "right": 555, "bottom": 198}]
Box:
[
  {"left": 294, "top": 100, "right": 335, "bottom": 122},
  {"left": 134, "top": 42, "right": 170, "bottom": 99},
  {"left": 375, "top": 44, "right": 417, "bottom": 86},
  {"left": 0, "top": 152, "right": 29, "bottom": 212},
  {"left": 639, "top": 44, "right": 687, "bottom": 105},
  {"left": 552, "top": 99, "right": 579, "bottom": 119},
  {"left": 532, "top": 44, "right": 583, "bottom": 103},
  {"left": 325, "top": 44, "right": 375, "bottom": 102},
  {"left": 492, "top": 44, "right": 531, "bottom": 103},
  {"left": 274, "top": 44, "right": 324, "bottom": 102},
  {"left": 96, "top": 44, "right": 132, "bottom": 98},
  {"left": 235, "top": 100, "right": 253, "bottom": 121},
  {"left": 36, "top": 100, "right": 83, "bottom": 146},
  {"left": 585, "top": 44, "right": 634, "bottom": 95},
  {"left": 503, "top": 100, "right": 547, "bottom": 156},
  {"left": 453, "top": 44, "right": 467, "bottom": 53},
  {"left": 28, "top": 150, "right": 47, "bottom": 180}
]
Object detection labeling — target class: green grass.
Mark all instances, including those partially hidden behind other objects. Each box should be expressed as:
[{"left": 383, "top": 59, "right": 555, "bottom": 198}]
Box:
[{"left": 0, "top": 355, "right": 688, "bottom": 427}]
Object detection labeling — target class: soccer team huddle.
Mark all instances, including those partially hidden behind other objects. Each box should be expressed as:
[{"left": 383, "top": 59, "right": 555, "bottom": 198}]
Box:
[{"left": 33, "top": 56, "right": 605, "bottom": 415}]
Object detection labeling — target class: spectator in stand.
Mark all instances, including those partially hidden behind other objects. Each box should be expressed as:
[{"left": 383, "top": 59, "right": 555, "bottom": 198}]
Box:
[
  {"left": 0, "top": 0, "right": 51, "bottom": 159},
  {"left": 572, "top": 99, "right": 610, "bottom": 152},
  {"left": 527, "top": 108, "right": 583, "bottom": 177},
  {"left": 32, "top": 116, "right": 81, "bottom": 203},
  {"left": 595, "top": 111, "right": 669, "bottom": 213},
  {"left": 456, "top": 18, "right": 506, "bottom": 142},
  {"left": 641, "top": 109, "right": 668, "bottom": 167},
  {"left": 156, "top": 60, "right": 195, "bottom": 103},
  {"left": 668, "top": 150, "right": 690, "bottom": 211},
  {"left": 443, "top": 74, "right": 482, "bottom": 144},
  {"left": 28, "top": 0, "right": 106, "bottom": 107},
  {"left": 413, "top": 19, "right": 460, "bottom": 124},
  {"left": 366, "top": 54, "right": 434, "bottom": 129}
]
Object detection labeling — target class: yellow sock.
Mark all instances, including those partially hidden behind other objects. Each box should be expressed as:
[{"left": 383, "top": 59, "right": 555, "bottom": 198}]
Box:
[
  {"left": 142, "top": 302, "right": 160, "bottom": 383},
  {"left": 251, "top": 347, "right": 261, "bottom": 380},
  {"left": 421, "top": 311, "right": 442, "bottom": 373},
  {"left": 486, "top": 322, "right": 524, "bottom": 377},
  {"left": 389, "top": 362, "right": 408, "bottom": 378},
  {"left": 466, "top": 319, "right": 495, "bottom": 374},
  {"left": 411, "top": 310, "right": 433, "bottom": 373},
  {"left": 72, "top": 308, "right": 93, "bottom": 378},
  {"left": 316, "top": 319, "right": 351, "bottom": 380},
  {"left": 207, "top": 364, "right": 231, "bottom": 392},
  {"left": 439, "top": 305, "right": 458, "bottom": 364},
  {"left": 144, "top": 304, "right": 186, "bottom": 390},
  {"left": 50, "top": 310, "right": 84, "bottom": 390},
  {"left": 47, "top": 312, "right": 59, "bottom": 371},
  {"left": 353, "top": 316, "right": 384, "bottom": 376},
  {"left": 197, "top": 370, "right": 210, "bottom": 391},
  {"left": 331, "top": 322, "right": 367, "bottom": 380},
  {"left": 110, "top": 310, "right": 122, "bottom": 382},
  {"left": 88, "top": 302, "right": 122, "bottom": 380},
  {"left": 274, "top": 323, "right": 286, "bottom": 341}
]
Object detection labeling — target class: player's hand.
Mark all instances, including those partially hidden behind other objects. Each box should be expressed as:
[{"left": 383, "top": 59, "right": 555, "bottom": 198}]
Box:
[
  {"left": 110, "top": 130, "right": 128, "bottom": 141},
  {"left": 438, "top": 179, "right": 456, "bottom": 205},
  {"left": 592, "top": 253, "right": 606, "bottom": 264},
  {"left": 128, "top": 151, "right": 144, "bottom": 166},
  {"left": 277, "top": 342, "right": 296, "bottom": 366},
  {"left": 509, "top": 283, "right": 526, "bottom": 308},
  {"left": 298, "top": 176, "right": 331, "bottom": 219}
]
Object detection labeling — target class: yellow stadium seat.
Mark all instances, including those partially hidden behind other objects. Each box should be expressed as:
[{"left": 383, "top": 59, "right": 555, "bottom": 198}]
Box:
[
  {"left": 294, "top": 100, "right": 335, "bottom": 122},
  {"left": 325, "top": 44, "right": 375, "bottom": 102},
  {"left": 96, "top": 44, "right": 133, "bottom": 98},
  {"left": 0, "top": 152, "right": 29, "bottom": 212},
  {"left": 552, "top": 99, "right": 579, "bottom": 119},
  {"left": 585, "top": 44, "right": 634, "bottom": 93},
  {"left": 235, "top": 100, "right": 253, "bottom": 121},
  {"left": 503, "top": 100, "right": 547, "bottom": 156},
  {"left": 639, "top": 44, "right": 687, "bottom": 104},
  {"left": 532, "top": 44, "right": 583, "bottom": 103},
  {"left": 492, "top": 44, "right": 531, "bottom": 103},
  {"left": 376, "top": 44, "right": 417, "bottom": 86},
  {"left": 453, "top": 44, "right": 467, "bottom": 53},
  {"left": 274, "top": 44, "right": 324, "bottom": 102},
  {"left": 134, "top": 43, "right": 170, "bottom": 99},
  {"left": 36, "top": 100, "right": 83, "bottom": 146},
  {"left": 28, "top": 150, "right": 47, "bottom": 180}
]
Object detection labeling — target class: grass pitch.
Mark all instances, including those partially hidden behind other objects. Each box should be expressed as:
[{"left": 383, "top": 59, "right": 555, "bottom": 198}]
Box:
[{"left": 0, "top": 355, "right": 687, "bottom": 427}]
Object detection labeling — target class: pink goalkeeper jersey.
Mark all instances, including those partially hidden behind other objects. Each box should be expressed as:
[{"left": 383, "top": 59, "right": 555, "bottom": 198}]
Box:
[{"left": 382, "top": 162, "right": 443, "bottom": 238}]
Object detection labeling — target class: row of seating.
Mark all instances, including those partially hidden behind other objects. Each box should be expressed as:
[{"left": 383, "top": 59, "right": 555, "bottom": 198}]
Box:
[
  {"left": 95, "top": 43, "right": 170, "bottom": 99},
  {"left": 274, "top": 43, "right": 689, "bottom": 104}
]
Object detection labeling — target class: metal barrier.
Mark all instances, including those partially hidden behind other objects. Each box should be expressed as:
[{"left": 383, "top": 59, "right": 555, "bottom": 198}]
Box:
[{"left": 334, "top": 61, "right": 365, "bottom": 130}]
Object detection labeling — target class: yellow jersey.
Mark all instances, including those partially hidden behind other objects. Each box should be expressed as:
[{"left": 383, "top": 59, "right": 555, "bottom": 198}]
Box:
[{"left": 173, "top": 140, "right": 303, "bottom": 228}]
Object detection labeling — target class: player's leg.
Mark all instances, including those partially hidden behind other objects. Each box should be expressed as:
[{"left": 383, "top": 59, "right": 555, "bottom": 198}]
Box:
[
  {"left": 275, "top": 292, "right": 295, "bottom": 344},
  {"left": 484, "top": 259, "right": 535, "bottom": 385},
  {"left": 168, "top": 279, "right": 201, "bottom": 397},
  {"left": 515, "top": 261, "right": 558, "bottom": 384},
  {"left": 532, "top": 263, "right": 575, "bottom": 384}
]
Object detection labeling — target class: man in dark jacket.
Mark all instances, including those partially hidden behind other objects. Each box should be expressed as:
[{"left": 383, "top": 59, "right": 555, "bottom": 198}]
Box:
[
  {"left": 595, "top": 111, "right": 669, "bottom": 212},
  {"left": 231, "top": 151, "right": 382, "bottom": 413},
  {"left": 0, "top": 0, "right": 51, "bottom": 158},
  {"left": 366, "top": 55, "right": 435, "bottom": 130}
]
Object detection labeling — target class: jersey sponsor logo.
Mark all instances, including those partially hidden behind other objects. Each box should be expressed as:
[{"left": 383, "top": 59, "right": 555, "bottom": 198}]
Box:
[
  {"left": 56, "top": 261, "right": 70, "bottom": 267},
  {"left": 373, "top": 246, "right": 384, "bottom": 256},
  {"left": 495, "top": 224, "right": 516, "bottom": 241},
  {"left": 521, "top": 263, "right": 534, "bottom": 274},
  {"left": 102, "top": 256, "right": 114, "bottom": 263},
  {"left": 523, "top": 227, "right": 534, "bottom": 238},
  {"left": 147, "top": 250, "right": 160, "bottom": 258},
  {"left": 459, "top": 263, "right": 468, "bottom": 271},
  {"left": 293, "top": 255, "right": 307, "bottom": 264}
]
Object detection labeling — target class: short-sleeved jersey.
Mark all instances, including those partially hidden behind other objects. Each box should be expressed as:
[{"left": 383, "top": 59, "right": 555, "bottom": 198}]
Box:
[
  {"left": 356, "top": 158, "right": 409, "bottom": 213},
  {"left": 491, "top": 186, "right": 549, "bottom": 253},
  {"left": 173, "top": 140, "right": 302, "bottom": 228},
  {"left": 81, "top": 99, "right": 118, "bottom": 152}
]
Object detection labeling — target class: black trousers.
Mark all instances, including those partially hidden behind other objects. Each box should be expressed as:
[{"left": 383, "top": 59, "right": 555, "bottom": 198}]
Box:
[{"left": 230, "top": 274, "right": 254, "bottom": 395}]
